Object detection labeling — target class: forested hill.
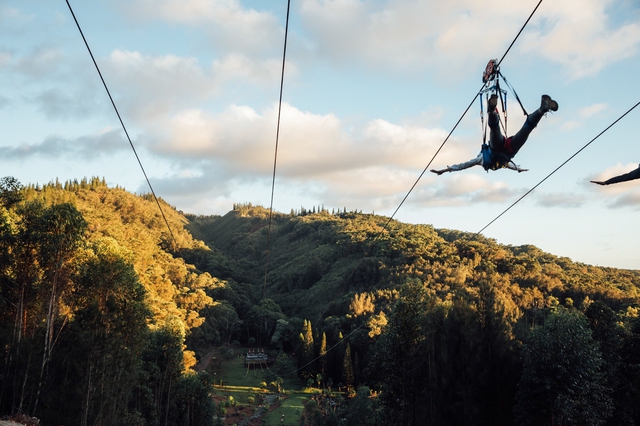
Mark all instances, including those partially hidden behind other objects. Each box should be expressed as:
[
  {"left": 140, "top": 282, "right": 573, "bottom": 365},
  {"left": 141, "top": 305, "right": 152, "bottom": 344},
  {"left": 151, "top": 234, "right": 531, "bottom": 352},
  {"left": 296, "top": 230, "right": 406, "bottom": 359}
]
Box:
[
  {"left": 186, "top": 202, "right": 640, "bottom": 322},
  {"left": 185, "top": 203, "right": 640, "bottom": 425},
  {"left": 3, "top": 179, "right": 640, "bottom": 425}
]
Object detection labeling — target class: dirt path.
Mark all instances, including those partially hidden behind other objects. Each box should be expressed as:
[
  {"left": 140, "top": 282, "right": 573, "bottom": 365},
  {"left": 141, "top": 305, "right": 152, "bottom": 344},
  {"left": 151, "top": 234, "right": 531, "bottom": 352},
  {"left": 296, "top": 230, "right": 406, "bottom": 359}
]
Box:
[{"left": 194, "top": 348, "right": 218, "bottom": 373}]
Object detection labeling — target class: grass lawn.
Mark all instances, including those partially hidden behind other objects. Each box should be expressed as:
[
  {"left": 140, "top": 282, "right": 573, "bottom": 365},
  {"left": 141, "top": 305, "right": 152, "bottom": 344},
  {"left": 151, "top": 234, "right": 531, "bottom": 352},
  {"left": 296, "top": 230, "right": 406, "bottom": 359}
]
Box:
[
  {"left": 205, "top": 348, "right": 310, "bottom": 424},
  {"left": 261, "top": 393, "right": 309, "bottom": 426}
]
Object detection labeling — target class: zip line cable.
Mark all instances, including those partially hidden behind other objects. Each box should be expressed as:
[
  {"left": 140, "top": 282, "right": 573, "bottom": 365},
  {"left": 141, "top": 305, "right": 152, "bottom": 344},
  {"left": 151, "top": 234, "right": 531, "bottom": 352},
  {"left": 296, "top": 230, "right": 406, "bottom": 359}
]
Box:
[
  {"left": 65, "top": 0, "right": 178, "bottom": 251},
  {"left": 495, "top": 0, "right": 544, "bottom": 68},
  {"left": 373, "top": 0, "right": 544, "bottom": 240},
  {"left": 339, "top": 0, "right": 545, "bottom": 287},
  {"left": 476, "top": 100, "right": 640, "bottom": 235},
  {"left": 263, "top": 0, "right": 291, "bottom": 300}
]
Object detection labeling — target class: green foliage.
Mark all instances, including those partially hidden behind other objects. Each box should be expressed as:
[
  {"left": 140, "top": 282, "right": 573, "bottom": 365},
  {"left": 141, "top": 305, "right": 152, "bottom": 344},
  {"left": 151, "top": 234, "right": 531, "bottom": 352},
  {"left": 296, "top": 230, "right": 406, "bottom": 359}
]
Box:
[
  {"left": 342, "top": 343, "right": 354, "bottom": 392},
  {"left": 515, "top": 308, "right": 613, "bottom": 425},
  {"left": 2, "top": 179, "right": 640, "bottom": 425},
  {"left": 299, "top": 319, "right": 315, "bottom": 379},
  {"left": 0, "top": 176, "right": 23, "bottom": 208},
  {"left": 0, "top": 178, "right": 218, "bottom": 425},
  {"left": 169, "top": 372, "right": 216, "bottom": 426}
]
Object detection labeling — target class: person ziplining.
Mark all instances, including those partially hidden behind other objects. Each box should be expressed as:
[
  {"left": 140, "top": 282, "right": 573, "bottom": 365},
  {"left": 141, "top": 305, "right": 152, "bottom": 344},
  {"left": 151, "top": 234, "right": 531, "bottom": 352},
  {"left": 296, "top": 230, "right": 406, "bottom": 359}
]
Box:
[
  {"left": 591, "top": 164, "right": 640, "bottom": 185},
  {"left": 431, "top": 60, "right": 558, "bottom": 175}
]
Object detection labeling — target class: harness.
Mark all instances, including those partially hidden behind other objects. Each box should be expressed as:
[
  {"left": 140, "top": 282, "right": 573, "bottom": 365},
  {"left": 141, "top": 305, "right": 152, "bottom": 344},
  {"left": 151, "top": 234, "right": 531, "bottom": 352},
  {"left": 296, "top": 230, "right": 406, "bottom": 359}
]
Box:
[
  {"left": 479, "top": 59, "right": 528, "bottom": 145},
  {"left": 478, "top": 59, "right": 526, "bottom": 172},
  {"left": 481, "top": 142, "right": 515, "bottom": 171}
]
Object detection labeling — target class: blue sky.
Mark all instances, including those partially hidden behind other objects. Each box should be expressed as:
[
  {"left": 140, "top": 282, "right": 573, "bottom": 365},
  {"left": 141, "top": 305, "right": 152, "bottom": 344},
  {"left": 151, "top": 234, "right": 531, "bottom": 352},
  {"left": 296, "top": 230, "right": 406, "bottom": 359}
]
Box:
[{"left": 1, "top": 0, "right": 640, "bottom": 269}]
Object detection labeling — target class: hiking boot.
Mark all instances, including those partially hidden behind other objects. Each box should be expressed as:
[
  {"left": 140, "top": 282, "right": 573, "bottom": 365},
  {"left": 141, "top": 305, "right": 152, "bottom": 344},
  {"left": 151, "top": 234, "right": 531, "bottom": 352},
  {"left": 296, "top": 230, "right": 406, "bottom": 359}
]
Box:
[
  {"left": 488, "top": 94, "right": 498, "bottom": 113},
  {"left": 540, "top": 95, "right": 558, "bottom": 113}
]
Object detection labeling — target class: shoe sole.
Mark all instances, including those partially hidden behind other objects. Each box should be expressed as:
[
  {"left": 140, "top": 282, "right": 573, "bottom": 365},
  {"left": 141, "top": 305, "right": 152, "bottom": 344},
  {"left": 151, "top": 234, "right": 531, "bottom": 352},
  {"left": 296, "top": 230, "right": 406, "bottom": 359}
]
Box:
[{"left": 542, "top": 95, "right": 558, "bottom": 112}]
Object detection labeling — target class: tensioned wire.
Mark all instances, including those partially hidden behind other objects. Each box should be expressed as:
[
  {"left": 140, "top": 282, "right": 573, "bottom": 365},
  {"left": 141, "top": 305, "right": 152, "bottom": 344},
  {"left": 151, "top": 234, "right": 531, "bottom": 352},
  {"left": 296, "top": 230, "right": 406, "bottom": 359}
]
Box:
[
  {"left": 277, "top": 0, "right": 547, "bottom": 374},
  {"left": 65, "top": 0, "right": 179, "bottom": 251},
  {"left": 373, "top": 0, "right": 545, "bottom": 239},
  {"left": 340, "top": 0, "right": 545, "bottom": 287},
  {"left": 476, "top": 100, "right": 640, "bottom": 235},
  {"left": 263, "top": 0, "right": 291, "bottom": 300}
]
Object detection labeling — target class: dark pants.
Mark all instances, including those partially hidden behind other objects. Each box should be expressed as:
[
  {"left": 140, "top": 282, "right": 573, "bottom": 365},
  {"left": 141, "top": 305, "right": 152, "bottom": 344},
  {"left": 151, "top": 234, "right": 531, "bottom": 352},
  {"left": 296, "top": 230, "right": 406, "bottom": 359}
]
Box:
[{"left": 489, "top": 109, "right": 544, "bottom": 155}]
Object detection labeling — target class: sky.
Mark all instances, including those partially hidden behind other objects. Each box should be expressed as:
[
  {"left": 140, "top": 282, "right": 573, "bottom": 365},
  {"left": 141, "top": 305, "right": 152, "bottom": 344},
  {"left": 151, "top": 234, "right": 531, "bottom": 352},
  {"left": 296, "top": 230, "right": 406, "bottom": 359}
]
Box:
[{"left": 1, "top": 0, "right": 640, "bottom": 270}]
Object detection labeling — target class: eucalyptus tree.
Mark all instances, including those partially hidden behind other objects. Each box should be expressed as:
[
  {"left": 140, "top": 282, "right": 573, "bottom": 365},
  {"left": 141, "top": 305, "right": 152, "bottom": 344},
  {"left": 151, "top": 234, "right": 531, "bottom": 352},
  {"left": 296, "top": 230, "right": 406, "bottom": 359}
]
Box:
[{"left": 514, "top": 308, "right": 613, "bottom": 425}]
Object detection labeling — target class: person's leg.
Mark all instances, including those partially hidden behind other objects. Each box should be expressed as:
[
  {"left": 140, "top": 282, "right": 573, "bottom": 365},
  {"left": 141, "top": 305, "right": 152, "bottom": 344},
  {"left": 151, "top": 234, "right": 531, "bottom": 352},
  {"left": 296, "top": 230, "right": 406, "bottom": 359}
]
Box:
[
  {"left": 509, "top": 95, "right": 558, "bottom": 153},
  {"left": 487, "top": 96, "right": 505, "bottom": 151},
  {"left": 508, "top": 111, "right": 540, "bottom": 153}
]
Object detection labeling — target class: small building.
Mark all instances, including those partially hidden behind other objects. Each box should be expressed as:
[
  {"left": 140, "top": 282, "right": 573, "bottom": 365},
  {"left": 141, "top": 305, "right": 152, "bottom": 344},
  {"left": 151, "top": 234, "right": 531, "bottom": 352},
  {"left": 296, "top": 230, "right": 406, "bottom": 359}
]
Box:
[{"left": 244, "top": 349, "right": 271, "bottom": 368}]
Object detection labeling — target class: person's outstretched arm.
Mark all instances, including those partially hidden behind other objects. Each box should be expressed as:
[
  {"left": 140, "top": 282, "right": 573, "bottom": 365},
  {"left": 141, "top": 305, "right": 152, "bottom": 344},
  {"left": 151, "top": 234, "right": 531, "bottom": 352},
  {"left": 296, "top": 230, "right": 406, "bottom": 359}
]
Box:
[
  {"left": 431, "top": 153, "right": 482, "bottom": 175},
  {"left": 591, "top": 164, "right": 640, "bottom": 185},
  {"left": 505, "top": 162, "right": 528, "bottom": 173}
]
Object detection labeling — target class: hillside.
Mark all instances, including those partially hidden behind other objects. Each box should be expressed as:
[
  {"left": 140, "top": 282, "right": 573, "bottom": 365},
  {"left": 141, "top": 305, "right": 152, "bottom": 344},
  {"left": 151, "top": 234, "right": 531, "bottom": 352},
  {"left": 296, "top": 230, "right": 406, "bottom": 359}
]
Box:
[
  {"left": 2, "top": 180, "right": 640, "bottom": 425},
  {"left": 187, "top": 203, "right": 640, "bottom": 321},
  {"left": 186, "top": 204, "right": 640, "bottom": 425},
  {"left": 0, "top": 178, "right": 221, "bottom": 426}
]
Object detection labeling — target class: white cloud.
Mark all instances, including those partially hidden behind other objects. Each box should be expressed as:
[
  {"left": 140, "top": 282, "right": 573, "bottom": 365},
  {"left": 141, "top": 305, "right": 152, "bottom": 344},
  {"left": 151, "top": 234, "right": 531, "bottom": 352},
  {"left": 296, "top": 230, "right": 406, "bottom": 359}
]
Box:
[
  {"left": 579, "top": 103, "right": 608, "bottom": 118},
  {"left": 590, "top": 163, "right": 640, "bottom": 189},
  {"left": 0, "top": 5, "right": 33, "bottom": 23},
  {"left": 148, "top": 102, "right": 457, "bottom": 176},
  {"left": 100, "top": 50, "right": 297, "bottom": 122},
  {"left": 536, "top": 191, "right": 586, "bottom": 208},
  {"left": 588, "top": 163, "right": 640, "bottom": 208},
  {"left": 298, "top": 0, "right": 530, "bottom": 73},
  {"left": 561, "top": 103, "right": 609, "bottom": 130},
  {"left": 519, "top": 0, "right": 640, "bottom": 79},
  {"left": 610, "top": 192, "right": 640, "bottom": 208},
  {"left": 14, "top": 47, "right": 63, "bottom": 78},
  {"left": 394, "top": 171, "right": 522, "bottom": 208},
  {"left": 0, "top": 51, "right": 11, "bottom": 67},
  {"left": 133, "top": 101, "right": 488, "bottom": 212},
  {"left": 298, "top": 0, "right": 640, "bottom": 79},
  {"left": 104, "top": 50, "right": 212, "bottom": 120},
  {"left": 125, "top": 0, "right": 282, "bottom": 56},
  {"left": 0, "top": 129, "right": 127, "bottom": 160},
  {"left": 212, "top": 53, "right": 297, "bottom": 86}
]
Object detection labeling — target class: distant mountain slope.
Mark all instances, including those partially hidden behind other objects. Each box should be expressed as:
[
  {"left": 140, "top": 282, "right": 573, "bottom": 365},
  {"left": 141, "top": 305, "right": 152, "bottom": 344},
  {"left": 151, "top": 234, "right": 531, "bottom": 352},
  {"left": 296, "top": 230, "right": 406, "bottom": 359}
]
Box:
[{"left": 187, "top": 203, "right": 640, "bottom": 321}]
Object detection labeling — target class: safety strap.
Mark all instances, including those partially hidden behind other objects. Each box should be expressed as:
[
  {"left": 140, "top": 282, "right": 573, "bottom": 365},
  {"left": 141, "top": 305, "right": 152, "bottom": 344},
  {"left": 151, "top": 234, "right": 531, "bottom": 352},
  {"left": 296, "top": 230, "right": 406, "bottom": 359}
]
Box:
[
  {"left": 499, "top": 71, "right": 528, "bottom": 116},
  {"left": 479, "top": 92, "right": 487, "bottom": 144},
  {"left": 496, "top": 79, "right": 508, "bottom": 135}
]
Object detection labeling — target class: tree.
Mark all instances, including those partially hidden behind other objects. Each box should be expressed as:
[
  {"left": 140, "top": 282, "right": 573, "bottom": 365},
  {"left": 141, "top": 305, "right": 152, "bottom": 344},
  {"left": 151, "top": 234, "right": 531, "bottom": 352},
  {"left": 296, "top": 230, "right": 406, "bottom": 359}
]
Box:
[
  {"left": 344, "top": 386, "right": 380, "bottom": 426},
  {"left": 299, "top": 319, "right": 315, "bottom": 379},
  {"left": 136, "top": 318, "right": 188, "bottom": 425},
  {"left": 299, "top": 399, "right": 324, "bottom": 426},
  {"left": 169, "top": 372, "right": 215, "bottom": 426},
  {"left": 34, "top": 202, "right": 87, "bottom": 414},
  {"left": 0, "top": 176, "right": 23, "bottom": 209},
  {"left": 42, "top": 238, "right": 150, "bottom": 425},
  {"left": 319, "top": 332, "right": 327, "bottom": 378},
  {"left": 246, "top": 298, "right": 285, "bottom": 346},
  {"left": 372, "top": 280, "right": 432, "bottom": 426},
  {"left": 342, "top": 343, "right": 354, "bottom": 392},
  {"left": 514, "top": 308, "right": 613, "bottom": 425},
  {"left": 586, "top": 301, "right": 640, "bottom": 424}
]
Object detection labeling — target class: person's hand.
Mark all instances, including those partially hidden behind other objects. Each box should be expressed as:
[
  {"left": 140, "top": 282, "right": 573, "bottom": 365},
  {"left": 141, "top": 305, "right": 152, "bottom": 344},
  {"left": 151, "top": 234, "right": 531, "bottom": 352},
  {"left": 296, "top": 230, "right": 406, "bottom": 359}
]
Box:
[
  {"left": 590, "top": 180, "right": 605, "bottom": 186},
  {"left": 430, "top": 168, "right": 449, "bottom": 175}
]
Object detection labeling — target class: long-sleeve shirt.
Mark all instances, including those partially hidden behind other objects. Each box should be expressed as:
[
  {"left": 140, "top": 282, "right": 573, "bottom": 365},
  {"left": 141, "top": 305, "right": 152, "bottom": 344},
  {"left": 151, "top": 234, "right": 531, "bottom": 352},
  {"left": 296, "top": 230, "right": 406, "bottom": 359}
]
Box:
[
  {"left": 600, "top": 164, "right": 640, "bottom": 185},
  {"left": 447, "top": 152, "right": 526, "bottom": 173}
]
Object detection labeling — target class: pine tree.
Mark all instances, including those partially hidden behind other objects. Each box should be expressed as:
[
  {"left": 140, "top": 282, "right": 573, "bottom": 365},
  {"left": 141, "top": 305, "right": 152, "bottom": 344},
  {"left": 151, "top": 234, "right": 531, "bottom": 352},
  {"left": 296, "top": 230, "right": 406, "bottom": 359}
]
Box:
[
  {"left": 319, "top": 332, "right": 327, "bottom": 378},
  {"left": 342, "top": 343, "right": 354, "bottom": 392},
  {"left": 299, "top": 320, "right": 315, "bottom": 379}
]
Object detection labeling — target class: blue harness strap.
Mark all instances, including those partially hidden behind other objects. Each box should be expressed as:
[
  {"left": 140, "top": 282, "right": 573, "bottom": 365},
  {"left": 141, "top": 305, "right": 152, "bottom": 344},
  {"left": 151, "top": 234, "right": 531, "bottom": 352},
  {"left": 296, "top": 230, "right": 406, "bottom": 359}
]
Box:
[{"left": 481, "top": 144, "right": 513, "bottom": 171}]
